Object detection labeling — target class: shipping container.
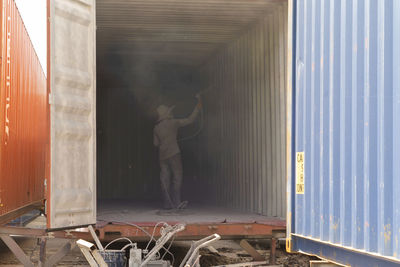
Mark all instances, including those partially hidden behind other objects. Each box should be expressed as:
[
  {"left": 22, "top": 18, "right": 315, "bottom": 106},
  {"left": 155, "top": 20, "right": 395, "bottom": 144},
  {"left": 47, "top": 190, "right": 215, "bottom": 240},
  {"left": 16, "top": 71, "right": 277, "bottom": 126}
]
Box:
[
  {"left": 0, "top": 0, "right": 47, "bottom": 223},
  {"left": 95, "top": 0, "right": 289, "bottom": 235},
  {"left": 287, "top": 0, "right": 400, "bottom": 266},
  {"left": 3, "top": 0, "right": 400, "bottom": 265},
  {"left": 0, "top": 0, "right": 288, "bottom": 237},
  {"left": 45, "top": 0, "right": 289, "bottom": 235}
]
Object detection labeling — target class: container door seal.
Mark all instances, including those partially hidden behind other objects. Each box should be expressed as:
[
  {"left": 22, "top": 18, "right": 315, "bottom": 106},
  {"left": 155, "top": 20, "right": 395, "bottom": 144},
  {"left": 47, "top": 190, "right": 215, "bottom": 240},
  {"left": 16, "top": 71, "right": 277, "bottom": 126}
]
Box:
[{"left": 48, "top": 0, "right": 96, "bottom": 229}]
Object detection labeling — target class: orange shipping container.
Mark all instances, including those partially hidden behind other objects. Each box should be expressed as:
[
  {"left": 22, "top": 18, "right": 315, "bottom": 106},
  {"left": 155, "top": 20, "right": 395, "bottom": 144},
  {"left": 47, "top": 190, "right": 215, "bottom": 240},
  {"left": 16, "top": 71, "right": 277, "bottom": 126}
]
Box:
[{"left": 0, "top": 0, "right": 47, "bottom": 222}]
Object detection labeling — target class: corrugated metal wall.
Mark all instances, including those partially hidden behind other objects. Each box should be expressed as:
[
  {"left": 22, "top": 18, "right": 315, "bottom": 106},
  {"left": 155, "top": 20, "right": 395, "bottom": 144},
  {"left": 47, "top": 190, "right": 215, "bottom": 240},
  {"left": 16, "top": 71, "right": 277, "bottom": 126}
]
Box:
[
  {"left": 96, "top": 64, "right": 200, "bottom": 201},
  {"left": 200, "top": 3, "right": 288, "bottom": 218},
  {"left": 97, "top": 86, "right": 159, "bottom": 200},
  {"left": 292, "top": 0, "right": 400, "bottom": 263},
  {"left": 0, "top": 0, "right": 47, "bottom": 218}
]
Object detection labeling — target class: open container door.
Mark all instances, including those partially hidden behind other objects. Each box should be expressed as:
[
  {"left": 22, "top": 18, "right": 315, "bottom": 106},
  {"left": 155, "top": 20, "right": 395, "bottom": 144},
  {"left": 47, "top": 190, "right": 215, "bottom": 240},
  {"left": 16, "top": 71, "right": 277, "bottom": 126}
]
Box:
[{"left": 47, "top": 0, "right": 96, "bottom": 229}]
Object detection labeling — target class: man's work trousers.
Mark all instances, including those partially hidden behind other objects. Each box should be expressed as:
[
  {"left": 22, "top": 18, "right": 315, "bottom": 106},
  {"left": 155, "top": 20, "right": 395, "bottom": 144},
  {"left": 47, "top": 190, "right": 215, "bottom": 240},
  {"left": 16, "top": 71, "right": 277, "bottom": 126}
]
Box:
[{"left": 159, "top": 153, "right": 183, "bottom": 209}]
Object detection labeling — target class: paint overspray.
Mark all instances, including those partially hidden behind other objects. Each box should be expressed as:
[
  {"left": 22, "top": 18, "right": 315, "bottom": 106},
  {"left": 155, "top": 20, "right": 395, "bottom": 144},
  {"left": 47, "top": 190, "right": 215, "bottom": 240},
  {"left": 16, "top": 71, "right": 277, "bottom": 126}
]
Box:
[{"left": 96, "top": 38, "right": 215, "bottom": 204}]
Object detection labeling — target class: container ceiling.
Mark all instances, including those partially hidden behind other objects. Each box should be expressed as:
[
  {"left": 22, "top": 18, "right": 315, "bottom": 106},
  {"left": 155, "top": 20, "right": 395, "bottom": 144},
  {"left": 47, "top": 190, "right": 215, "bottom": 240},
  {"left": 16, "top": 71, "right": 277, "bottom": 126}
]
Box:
[{"left": 96, "top": 0, "right": 285, "bottom": 66}]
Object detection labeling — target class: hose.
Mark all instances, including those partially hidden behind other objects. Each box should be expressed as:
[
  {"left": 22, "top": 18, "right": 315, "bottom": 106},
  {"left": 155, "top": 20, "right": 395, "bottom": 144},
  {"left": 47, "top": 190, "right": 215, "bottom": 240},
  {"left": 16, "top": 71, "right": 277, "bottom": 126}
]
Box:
[
  {"left": 100, "top": 220, "right": 176, "bottom": 265},
  {"left": 178, "top": 108, "right": 204, "bottom": 142},
  {"left": 104, "top": 237, "right": 134, "bottom": 250},
  {"left": 145, "top": 221, "right": 169, "bottom": 251}
]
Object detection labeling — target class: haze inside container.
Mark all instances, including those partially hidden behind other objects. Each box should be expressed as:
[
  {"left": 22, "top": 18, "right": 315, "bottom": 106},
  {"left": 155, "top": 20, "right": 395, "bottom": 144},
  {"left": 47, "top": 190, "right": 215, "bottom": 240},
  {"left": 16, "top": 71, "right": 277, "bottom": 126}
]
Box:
[{"left": 96, "top": 0, "right": 288, "bottom": 223}]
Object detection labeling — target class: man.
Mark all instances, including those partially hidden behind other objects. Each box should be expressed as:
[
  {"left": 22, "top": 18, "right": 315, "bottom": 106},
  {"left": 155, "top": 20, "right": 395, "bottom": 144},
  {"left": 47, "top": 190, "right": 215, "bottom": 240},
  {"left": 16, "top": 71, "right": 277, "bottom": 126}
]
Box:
[{"left": 153, "top": 95, "right": 202, "bottom": 209}]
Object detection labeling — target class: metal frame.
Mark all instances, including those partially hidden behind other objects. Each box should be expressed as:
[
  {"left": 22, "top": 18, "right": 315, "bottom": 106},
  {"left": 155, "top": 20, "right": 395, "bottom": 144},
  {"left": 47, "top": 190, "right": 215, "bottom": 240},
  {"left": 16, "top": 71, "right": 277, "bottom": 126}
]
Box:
[
  {"left": 95, "top": 222, "right": 286, "bottom": 242},
  {"left": 0, "top": 234, "right": 35, "bottom": 267},
  {"left": 0, "top": 220, "right": 284, "bottom": 265},
  {"left": 285, "top": 0, "right": 296, "bottom": 253},
  {"left": 292, "top": 235, "right": 400, "bottom": 267},
  {"left": 0, "top": 232, "right": 72, "bottom": 267},
  {"left": 0, "top": 201, "right": 43, "bottom": 226},
  {"left": 76, "top": 239, "right": 108, "bottom": 267},
  {"left": 0, "top": 221, "right": 285, "bottom": 242}
]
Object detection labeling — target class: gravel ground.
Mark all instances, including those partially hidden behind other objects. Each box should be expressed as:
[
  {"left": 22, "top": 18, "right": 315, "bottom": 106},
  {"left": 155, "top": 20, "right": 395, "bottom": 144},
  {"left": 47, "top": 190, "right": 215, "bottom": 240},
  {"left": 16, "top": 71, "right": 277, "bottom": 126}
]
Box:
[{"left": 0, "top": 238, "right": 317, "bottom": 266}]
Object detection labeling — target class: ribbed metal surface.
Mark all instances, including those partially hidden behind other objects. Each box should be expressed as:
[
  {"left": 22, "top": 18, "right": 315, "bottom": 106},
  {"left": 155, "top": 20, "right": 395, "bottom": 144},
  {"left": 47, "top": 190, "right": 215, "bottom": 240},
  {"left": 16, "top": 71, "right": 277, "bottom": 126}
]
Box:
[
  {"left": 96, "top": 0, "right": 285, "bottom": 66},
  {"left": 200, "top": 3, "right": 288, "bottom": 218},
  {"left": 291, "top": 0, "right": 400, "bottom": 265},
  {"left": 48, "top": 0, "right": 96, "bottom": 229},
  {"left": 0, "top": 0, "right": 47, "bottom": 218},
  {"left": 97, "top": 86, "right": 160, "bottom": 201},
  {"left": 96, "top": 0, "right": 289, "bottom": 214}
]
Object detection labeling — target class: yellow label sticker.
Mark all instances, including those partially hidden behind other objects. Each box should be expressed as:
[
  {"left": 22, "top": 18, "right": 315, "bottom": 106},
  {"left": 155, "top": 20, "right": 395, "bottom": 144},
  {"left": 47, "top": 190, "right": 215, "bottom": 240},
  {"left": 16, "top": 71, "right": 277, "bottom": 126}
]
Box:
[{"left": 296, "top": 152, "right": 304, "bottom": 194}]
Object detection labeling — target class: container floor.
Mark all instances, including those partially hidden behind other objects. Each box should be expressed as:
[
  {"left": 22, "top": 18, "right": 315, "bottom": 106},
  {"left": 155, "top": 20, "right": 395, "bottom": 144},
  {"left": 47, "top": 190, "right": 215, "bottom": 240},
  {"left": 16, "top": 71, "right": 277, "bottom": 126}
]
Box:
[{"left": 97, "top": 199, "right": 285, "bottom": 225}]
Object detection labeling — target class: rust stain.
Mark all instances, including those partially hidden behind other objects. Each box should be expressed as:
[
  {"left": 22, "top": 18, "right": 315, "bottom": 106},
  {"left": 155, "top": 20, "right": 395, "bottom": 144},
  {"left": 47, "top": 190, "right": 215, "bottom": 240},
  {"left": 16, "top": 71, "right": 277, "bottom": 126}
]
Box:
[
  {"left": 331, "top": 221, "right": 339, "bottom": 231},
  {"left": 384, "top": 224, "right": 392, "bottom": 245}
]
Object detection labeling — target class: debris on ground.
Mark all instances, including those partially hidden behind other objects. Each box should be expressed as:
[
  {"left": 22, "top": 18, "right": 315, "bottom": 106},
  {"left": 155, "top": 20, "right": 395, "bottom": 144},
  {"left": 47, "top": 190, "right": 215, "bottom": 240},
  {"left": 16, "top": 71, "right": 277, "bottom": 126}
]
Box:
[
  {"left": 0, "top": 238, "right": 317, "bottom": 266},
  {"left": 176, "top": 240, "right": 318, "bottom": 267}
]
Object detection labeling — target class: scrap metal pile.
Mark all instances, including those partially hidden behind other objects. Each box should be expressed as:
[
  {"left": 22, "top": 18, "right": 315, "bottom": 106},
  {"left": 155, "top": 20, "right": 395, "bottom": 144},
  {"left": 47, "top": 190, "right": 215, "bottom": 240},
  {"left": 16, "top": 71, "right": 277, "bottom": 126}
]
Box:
[{"left": 77, "top": 223, "right": 221, "bottom": 267}]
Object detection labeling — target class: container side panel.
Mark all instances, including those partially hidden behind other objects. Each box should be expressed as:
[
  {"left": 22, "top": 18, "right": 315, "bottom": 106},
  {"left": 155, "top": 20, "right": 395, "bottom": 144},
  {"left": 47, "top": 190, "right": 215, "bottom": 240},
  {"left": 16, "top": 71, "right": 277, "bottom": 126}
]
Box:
[
  {"left": 292, "top": 0, "right": 400, "bottom": 264},
  {"left": 393, "top": 0, "right": 400, "bottom": 259},
  {"left": 49, "top": 0, "right": 96, "bottom": 229},
  {"left": 339, "top": 0, "right": 353, "bottom": 247},
  {"left": 200, "top": 5, "right": 288, "bottom": 218},
  {"left": 309, "top": 0, "right": 321, "bottom": 239},
  {"left": 0, "top": 0, "right": 47, "bottom": 219}
]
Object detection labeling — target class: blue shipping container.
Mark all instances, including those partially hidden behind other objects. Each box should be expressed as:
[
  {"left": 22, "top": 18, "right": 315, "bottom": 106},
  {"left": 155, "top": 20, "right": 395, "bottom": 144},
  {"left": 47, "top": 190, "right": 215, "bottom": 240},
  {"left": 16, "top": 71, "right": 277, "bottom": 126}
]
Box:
[{"left": 287, "top": 0, "right": 400, "bottom": 266}]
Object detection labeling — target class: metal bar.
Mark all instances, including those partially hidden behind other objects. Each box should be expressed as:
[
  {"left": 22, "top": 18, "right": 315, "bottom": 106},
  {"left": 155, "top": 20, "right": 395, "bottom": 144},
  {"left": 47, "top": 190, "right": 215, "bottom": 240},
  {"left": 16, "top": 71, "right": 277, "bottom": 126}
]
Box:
[
  {"left": 88, "top": 225, "right": 104, "bottom": 250},
  {"left": 142, "top": 224, "right": 185, "bottom": 267},
  {"left": 44, "top": 241, "right": 72, "bottom": 267},
  {"left": 81, "top": 250, "right": 99, "bottom": 267},
  {"left": 0, "top": 226, "right": 46, "bottom": 236},
  {"left": 184, "top": 234, "right": 221, "bottom": 267},
  {"left": 239, "top": 240, "right": 264, "bottom": 262},
  {"left": 96, "top": 222, "right": 285, "bottom": 242},
  {"left": 269, "top": 238, "right": 277, "bottom": 265},
  {"left": 292, "top": 235, "right": 400, "bottom": 267},
  {"left": 92, "top": 250, "right": 108, "bottom": 267},
  {"left": 212, "top": 261, "right": 269, "bottom": 267},
  {"left": 0, "top": 201, "right": 43, "bottom": 226},
  {"left": 0, "top": 226, "right": 86, "bottom": 239},
  {"left": 39, "top": 237, "right": 47, "bottom": 264},
  {"left": 0, "top": 234, "right": 34, "bottom": 267},
  {"left": 0, "top": 222, "right": 285, "bottom": 242},
  {"left": 78, "top": 246, "right": 99, "bottom": 267},
  {"left": 76, "top": 239, "right": 107, "bottom": 267},
  {"left": 310, "top": 261, "right": 343, "bottom": 267}
]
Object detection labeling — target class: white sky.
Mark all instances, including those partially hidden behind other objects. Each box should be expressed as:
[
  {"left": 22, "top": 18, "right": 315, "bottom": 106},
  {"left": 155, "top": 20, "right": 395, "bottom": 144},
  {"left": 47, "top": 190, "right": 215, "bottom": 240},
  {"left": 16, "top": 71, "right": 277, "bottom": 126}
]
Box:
[{"left": 15, "top": 0, "right": 47, "bottom": 73}]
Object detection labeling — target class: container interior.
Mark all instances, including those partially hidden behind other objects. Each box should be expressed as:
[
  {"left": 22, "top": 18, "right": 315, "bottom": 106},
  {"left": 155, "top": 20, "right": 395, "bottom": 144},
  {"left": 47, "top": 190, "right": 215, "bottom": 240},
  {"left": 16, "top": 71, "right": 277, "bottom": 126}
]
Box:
[{"left": 96, "top": 0, "right": 288, "bottom": 222}]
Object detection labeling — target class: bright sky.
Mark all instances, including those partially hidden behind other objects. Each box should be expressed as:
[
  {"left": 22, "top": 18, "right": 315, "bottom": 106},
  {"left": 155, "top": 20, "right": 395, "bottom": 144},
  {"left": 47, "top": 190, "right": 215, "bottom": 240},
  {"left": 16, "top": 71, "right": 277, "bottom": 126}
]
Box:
[{"left": 15, "top": 0, "right": 47, "bottom": 73}]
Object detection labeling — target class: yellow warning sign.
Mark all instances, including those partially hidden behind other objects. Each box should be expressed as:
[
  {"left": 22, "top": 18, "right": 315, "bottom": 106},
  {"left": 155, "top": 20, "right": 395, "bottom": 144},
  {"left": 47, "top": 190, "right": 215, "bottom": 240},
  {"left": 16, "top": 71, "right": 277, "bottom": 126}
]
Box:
[{"left": 296, "top": 152, "right": 304, "bottom": 194}]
